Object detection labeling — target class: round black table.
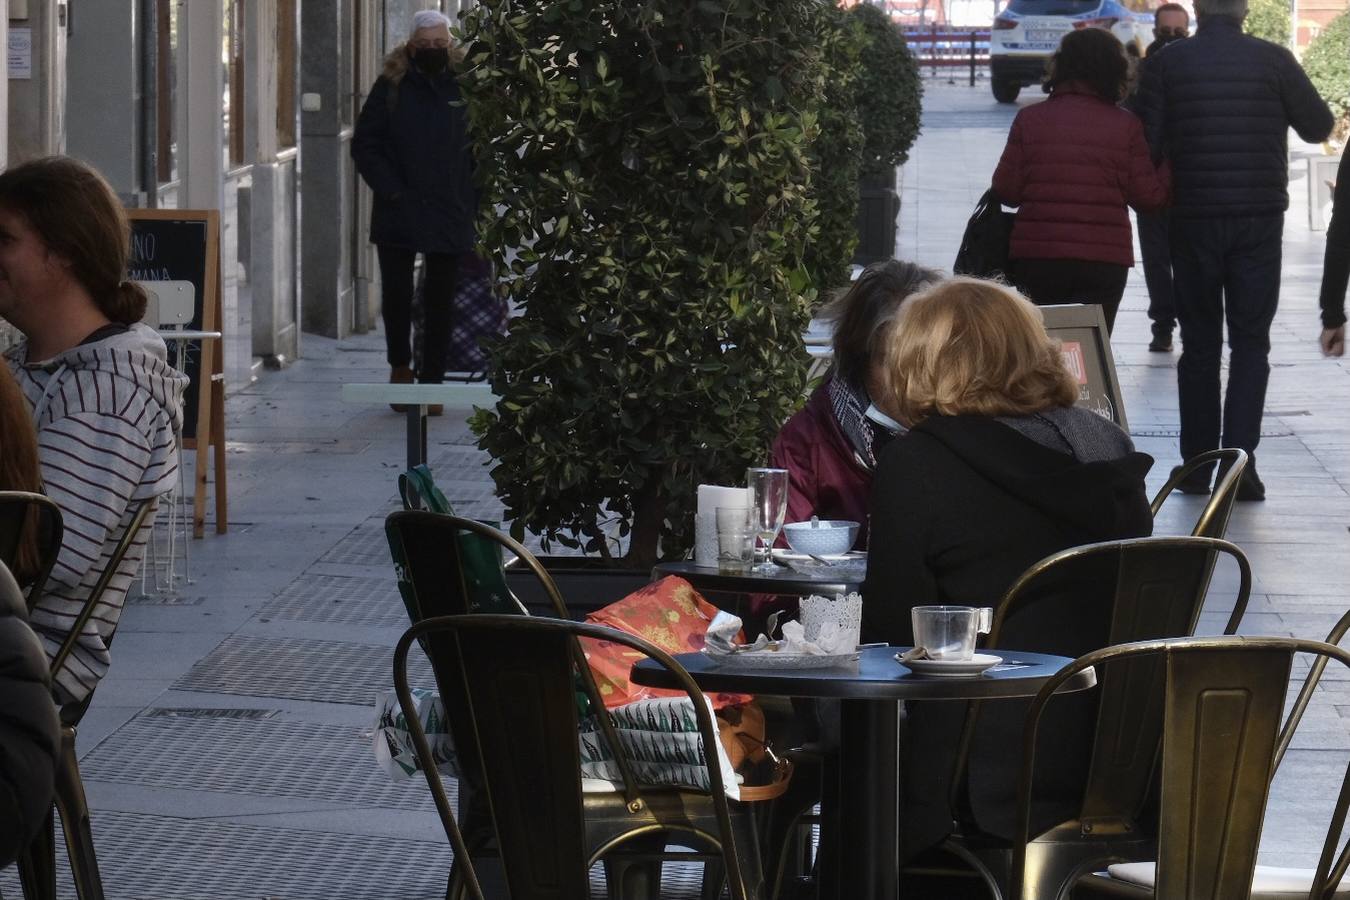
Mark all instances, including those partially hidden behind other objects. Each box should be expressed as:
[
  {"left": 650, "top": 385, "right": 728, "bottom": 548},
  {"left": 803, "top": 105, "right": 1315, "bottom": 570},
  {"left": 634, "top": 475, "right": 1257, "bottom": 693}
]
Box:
[
  {"left": 631, "top": 646, "right": 1097, "bottom": 900},
  {"left": 651, "top": 559, "right": 864, "bottom": 597}
]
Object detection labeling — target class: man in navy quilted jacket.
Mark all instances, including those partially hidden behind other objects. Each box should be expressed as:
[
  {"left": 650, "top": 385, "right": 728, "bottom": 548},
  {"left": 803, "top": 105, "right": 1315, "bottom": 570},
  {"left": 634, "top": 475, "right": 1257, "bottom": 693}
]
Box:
[{"left": 1137, "top": 0, "right": 1332, "bottom": 500}]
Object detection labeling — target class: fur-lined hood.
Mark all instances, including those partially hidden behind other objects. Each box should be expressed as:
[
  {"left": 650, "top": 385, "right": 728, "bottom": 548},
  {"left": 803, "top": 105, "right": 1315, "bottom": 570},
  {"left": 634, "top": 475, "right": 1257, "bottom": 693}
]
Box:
[{"left": 381, "top": 43, "right": 466, "bottom": 86}]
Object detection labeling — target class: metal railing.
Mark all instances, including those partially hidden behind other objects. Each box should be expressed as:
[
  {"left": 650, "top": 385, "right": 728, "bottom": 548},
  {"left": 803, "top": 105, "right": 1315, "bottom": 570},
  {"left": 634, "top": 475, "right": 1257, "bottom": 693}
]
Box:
[{"left": 904, "top": 26, "right": 991, "bottom": 86}]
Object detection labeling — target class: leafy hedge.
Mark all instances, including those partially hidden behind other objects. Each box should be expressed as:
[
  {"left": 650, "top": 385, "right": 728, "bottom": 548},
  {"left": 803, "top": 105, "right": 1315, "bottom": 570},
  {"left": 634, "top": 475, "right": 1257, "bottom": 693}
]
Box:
[
  {"left": 802, "top": 3, "right": 866, "bottom": 296},
  {"left": 459, "top": 0, "right": 818, "bottom": 566},
  {"left": 1304, "top": 11, "right": 1350, "bottom": 142},
  {"left": 1245, "top": 0, "right": 1291, "bottom": 46},
  {"left": 851, "top": 3, "right": 924, "bottom": 176}
]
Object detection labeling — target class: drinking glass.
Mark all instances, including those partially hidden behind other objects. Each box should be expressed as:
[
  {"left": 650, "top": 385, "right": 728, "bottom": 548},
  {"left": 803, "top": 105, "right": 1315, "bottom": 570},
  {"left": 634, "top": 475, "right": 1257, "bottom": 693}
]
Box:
[
  {"left": 746, "top": 467, "right": 789, "bottom": 574},
  {"left": 715, "top": 506, "right": 755, "bottom": 575}
]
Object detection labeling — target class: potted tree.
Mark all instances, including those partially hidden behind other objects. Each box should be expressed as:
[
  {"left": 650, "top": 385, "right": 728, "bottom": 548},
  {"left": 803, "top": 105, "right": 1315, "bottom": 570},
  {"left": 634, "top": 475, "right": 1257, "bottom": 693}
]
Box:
[
  {"left": 458, "top": 0, "right": 823, "bottom": 608},
  {"left": 850, "top": 3, "right": 923, "bottom": 265}
]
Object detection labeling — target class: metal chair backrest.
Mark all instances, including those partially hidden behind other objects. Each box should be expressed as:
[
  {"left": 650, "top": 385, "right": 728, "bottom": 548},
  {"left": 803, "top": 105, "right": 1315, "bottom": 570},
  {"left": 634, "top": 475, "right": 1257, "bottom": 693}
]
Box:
[
  {"left": 0, "top": 490, "right": 63, "bottom": 610},
  {"left": 1151, "top": 448, "right": 1248, "bottom": 539},
  {"left": 393, "top": 614, "right": 752, "bottom": 900},
  {"left": 385, "top": 509, "right": 559, "bottom": 619},
  {"left": 50, "top": 499, "right": 155, "bottom": 682},
  {"left": 1274, "top": 607, "right": 1350, "bottom": 773},
  {"left": 1012, "top": 636, "right": 1350, "bottom": 900},
  {"left": 384, "top": 511, "right": 645, "bottom": 816},
  {"left": 956, "top": 536, "right": 1252, "bottom": 836}
]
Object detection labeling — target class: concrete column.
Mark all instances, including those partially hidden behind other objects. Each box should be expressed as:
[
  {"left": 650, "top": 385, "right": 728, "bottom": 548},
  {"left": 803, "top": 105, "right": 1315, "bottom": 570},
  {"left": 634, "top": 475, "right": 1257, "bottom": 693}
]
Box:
[
  {"left": 246, "top": 0, "right": 300, "bottom": 365},
  {"left": 65, "top": 2, "right": 137, "bottom": 195},
  {"left": 8, "top": 0, "right": 62, "bottom": 163},
  {"left": 179, "top": 0, "right": 225, "bottom": 212},
  {"left": 300, "top": 0, "right": 357, "bottom": 338}
]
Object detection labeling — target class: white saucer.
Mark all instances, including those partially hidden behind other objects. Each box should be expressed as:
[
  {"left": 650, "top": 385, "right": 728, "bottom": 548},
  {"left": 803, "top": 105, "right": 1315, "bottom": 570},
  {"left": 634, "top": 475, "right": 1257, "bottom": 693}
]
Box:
[{"left": 899, "top": 653, "right": 1002, "bottom": 677}]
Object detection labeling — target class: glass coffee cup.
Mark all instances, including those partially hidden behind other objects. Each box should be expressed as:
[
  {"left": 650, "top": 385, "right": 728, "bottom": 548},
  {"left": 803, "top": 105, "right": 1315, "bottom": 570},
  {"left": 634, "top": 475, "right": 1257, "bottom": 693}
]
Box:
[{"left": 911, "top": 606, "right": 993, "bottom": 660}]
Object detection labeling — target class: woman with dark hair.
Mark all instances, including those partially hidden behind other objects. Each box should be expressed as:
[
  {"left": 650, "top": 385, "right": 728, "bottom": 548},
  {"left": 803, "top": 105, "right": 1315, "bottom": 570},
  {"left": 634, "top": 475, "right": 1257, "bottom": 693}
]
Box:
[
  {"left": 992, "top": 27, "right": 1170, "bottom": 331},
  {"left": 769, "top": 259, "right": 942, "bottom": 548},
  {"left": 0, "top": 156, "right": 188, "bottom": 703}
]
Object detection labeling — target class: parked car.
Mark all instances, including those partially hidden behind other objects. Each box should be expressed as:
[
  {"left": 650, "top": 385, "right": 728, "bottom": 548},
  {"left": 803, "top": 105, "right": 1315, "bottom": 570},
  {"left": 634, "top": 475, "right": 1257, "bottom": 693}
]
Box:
[{"left": 989, "top": 0, "right": 1154, "bottom": 103}]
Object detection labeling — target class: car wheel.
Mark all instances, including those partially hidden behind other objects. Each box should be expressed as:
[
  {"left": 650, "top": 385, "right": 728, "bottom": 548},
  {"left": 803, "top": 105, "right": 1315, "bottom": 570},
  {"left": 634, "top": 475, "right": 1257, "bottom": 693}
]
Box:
[{"left": 992, "top": 79, "right": 1021, "bottom": 104}]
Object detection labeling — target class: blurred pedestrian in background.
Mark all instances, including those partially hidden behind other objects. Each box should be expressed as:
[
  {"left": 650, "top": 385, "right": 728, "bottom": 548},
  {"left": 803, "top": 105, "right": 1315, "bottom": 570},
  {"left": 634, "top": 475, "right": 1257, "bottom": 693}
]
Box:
[
  {"left": 1136, "top": 0, "right": 1332, "bottom": 500},
  {"left": 353, "top": 10, "right": 477, "bottom": 414},
  {"left": 1131, "top": 3, "right": 1190, "bottom": 353},
  {"left": 992, "top": 28, "right": 1169, "bottom": 332}
]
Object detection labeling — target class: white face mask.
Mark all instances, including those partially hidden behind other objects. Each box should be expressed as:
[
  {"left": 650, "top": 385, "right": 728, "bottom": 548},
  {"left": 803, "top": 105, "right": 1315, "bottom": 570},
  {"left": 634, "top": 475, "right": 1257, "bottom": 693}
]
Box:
[{"left": 865, "top": 403, "right": 904, "bottom": 435}]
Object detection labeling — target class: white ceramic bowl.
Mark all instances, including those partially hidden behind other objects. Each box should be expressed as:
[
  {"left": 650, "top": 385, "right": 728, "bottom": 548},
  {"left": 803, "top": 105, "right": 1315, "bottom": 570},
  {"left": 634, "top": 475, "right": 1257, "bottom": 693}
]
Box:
[{"left": 782, "top": 520, "right": 860, "bottom": 557}]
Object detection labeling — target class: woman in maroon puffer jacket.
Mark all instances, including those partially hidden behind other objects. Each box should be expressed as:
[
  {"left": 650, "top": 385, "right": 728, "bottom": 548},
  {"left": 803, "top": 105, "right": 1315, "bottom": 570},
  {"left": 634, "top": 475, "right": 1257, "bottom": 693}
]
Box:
[{"left": 992, "top": 27, "right": 1169, "bottom": 332}]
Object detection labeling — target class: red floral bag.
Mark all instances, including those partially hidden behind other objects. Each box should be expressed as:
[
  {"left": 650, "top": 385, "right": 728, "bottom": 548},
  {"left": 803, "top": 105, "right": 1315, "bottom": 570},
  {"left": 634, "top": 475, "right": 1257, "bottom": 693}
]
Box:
[{"left": 580, "top": 576, "right": 752, "bottom": 710}]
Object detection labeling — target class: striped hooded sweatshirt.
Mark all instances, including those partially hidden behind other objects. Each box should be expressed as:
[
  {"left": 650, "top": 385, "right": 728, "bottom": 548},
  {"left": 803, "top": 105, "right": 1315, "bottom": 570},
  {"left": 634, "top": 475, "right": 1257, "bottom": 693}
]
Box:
[{"left": 5, "top": 323, "right": 188, "bottom": 703}]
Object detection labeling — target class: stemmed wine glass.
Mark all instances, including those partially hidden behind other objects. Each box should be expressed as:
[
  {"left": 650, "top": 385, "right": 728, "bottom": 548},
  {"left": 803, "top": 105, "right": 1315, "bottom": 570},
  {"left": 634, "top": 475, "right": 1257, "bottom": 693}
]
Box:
[{"left": 746, "top": 467, "right": 789, "bottom": 574}]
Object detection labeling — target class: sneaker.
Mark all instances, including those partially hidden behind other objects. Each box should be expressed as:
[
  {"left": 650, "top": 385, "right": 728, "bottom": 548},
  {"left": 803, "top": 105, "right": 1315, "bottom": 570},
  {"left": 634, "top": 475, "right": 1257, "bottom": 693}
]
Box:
[
  {"left": 389, "top": 365, "right": 414, "bottom": 413},
  {"left": 1170, "top": 463, "right": 1212, "bottom": 495},
  {"left": 1148, "top": 332, "right": 1173, "bottom": 353}
]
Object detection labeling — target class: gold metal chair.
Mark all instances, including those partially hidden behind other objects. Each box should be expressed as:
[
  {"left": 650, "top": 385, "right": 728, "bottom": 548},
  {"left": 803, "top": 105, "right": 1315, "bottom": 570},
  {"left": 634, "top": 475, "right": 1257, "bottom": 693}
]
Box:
[
  {"left": 1010, "top": 636, "right": 1350, "bottom": 900},
  {"left": 0, "top": 491, "right": 64, "bottom": 610},
  {"left": 19, "top": 499, "right": 156, "bottom": 900},
  {"left": 386, "top": 511, "right": 762, "bottom": 899},
  {"left": 928, "top": 536, "right": 1252, "bottom": 900},
  {"left": 394, "top": 614, "right": 767, "bottom": 900},
  {"left": 1150, "top": 448, "right": 1248, "bottom": 539}
]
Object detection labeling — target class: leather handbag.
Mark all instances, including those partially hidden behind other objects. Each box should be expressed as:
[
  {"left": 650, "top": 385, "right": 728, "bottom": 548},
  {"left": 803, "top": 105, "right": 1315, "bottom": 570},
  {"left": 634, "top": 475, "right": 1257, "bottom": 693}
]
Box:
[{"left": 953, "top": 188, "right": 1015, "bottom": 280}]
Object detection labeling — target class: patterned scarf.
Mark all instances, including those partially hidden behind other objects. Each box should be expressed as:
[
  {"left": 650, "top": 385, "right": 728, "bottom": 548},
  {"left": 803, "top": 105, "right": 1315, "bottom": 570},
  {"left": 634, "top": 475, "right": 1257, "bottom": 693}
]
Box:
[{"left": 829, "top": 376, "right": 879, "bottom": 470}]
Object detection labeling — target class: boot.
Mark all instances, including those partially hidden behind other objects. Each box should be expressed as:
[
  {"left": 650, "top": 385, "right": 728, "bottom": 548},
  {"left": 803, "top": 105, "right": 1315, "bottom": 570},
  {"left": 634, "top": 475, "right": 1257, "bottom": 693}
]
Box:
[{"left": 390, "top": 365, "right": 414, "bottom": 413}]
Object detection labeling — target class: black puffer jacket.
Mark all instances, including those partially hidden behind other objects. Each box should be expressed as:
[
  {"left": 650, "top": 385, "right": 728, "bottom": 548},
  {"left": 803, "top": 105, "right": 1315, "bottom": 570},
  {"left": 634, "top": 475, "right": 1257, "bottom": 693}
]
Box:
[
  {"left": 351, "top": 46, "right": 477, "bottom": 254},
  {"left": 1136, "top": 16, "right": 1332, "bottom": 219},
  {"left": 0, "top": 563, "right": 58, "bottom": 867}
]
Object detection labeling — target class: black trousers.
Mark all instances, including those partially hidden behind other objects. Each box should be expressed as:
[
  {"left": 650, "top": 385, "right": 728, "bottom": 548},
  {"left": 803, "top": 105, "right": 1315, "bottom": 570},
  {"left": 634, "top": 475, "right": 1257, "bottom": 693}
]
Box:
[
  {"left": 1010, "top": 258, "right": 1129, "bottom": 332},
  {"left": 1170, "top": 215, "right": 1283, "bottom": 459},
  {"left": 376, "top": 245, "right": 458, "bottom": 383},
  {"left": 1137, "top": 210, "right": 1176, "bottom": 335}
]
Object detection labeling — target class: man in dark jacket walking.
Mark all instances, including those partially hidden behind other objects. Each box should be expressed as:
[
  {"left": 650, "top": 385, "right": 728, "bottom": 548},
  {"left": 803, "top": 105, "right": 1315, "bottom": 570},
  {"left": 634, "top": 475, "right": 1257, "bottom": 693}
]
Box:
[
  {"left": 1137, "top": 0, "right": 1333, "bottom": 499},
  {"left": 1132, "top": 3, "right": 1189, "bottom": 352},
  {"left": 352, "top": 10, "right": 477, "bottom": 412}
]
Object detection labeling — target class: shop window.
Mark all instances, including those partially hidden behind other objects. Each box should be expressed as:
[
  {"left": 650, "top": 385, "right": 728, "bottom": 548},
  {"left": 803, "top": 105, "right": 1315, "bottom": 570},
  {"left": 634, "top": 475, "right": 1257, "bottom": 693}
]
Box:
[{"left": 276, "top": 0, "right": 297, "bottom": 151}]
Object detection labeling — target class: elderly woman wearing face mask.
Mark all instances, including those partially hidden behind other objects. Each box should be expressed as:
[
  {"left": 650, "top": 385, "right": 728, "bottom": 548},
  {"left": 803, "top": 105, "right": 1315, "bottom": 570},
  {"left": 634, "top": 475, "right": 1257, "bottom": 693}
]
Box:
[{"left": 352, "top": 10, "right": 476, "bottom": 412}]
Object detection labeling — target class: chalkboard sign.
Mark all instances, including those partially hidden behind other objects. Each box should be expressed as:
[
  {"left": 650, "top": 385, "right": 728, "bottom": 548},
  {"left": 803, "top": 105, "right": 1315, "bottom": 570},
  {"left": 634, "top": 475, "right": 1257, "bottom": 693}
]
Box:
[
  {"left": 1042, "top": 304, "right": 1128, "bottom": 431},
  {"left": 127, "top": 211, "right": 216, "bottom": 438},
  {"left": 126, "top": 209, "right": 226, "bottom": 537}
]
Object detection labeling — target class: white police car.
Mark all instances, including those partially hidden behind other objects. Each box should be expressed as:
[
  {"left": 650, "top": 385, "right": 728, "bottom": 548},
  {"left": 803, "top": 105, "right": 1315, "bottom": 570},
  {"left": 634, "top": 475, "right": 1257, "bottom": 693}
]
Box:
[{"left": 990, "top": 0, "right": 1154, "bottom": 103}]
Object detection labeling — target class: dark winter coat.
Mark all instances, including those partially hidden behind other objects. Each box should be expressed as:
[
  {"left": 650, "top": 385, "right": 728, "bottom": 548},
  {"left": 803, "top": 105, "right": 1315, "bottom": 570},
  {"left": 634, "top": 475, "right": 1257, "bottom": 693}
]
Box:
[
  {"left": 0, "top": 562, "right": 59, "bottom": 867},
  {"left": 769, "top": 383, "right": 875, "bottom": 549},
  {"left": 1135, "top": 16, "right": 1333, "bottom": 219},
  {"left": 862, "top": 409, "right": 1154, "bottom": 858},
  {"left": 992, "top": 85, "right": 1170, "bottom": 267},
  {"left": 351, "top": 46, "right": 477, "bottom": 254}
]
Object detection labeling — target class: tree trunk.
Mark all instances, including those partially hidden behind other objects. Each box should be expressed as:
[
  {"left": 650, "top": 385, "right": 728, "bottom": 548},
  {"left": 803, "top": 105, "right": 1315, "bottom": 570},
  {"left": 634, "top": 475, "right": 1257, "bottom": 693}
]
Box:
[{"left": 623, "top": 483, "right": 665, "bottom": 571}]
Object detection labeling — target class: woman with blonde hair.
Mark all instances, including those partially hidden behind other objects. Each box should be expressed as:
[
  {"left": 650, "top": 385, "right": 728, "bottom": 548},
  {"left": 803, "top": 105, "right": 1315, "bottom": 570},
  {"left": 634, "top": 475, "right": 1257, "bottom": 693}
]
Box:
[{"left": 860, "top": 278, "right": 1153, "bottom": 864}]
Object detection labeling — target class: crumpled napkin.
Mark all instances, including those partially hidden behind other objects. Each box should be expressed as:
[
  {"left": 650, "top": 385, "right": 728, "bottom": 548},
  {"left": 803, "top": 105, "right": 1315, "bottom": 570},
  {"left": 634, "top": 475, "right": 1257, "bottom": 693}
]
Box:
[
  {"left": 896, "top": 646, "right": 931, "bottom": 663},
  {"left": 705, "top": 610, "right": 855, "bottom": 656}
]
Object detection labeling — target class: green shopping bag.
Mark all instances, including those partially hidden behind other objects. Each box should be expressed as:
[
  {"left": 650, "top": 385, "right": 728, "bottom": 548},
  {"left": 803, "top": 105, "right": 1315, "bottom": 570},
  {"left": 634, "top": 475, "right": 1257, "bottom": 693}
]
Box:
[{"left": 390, "top": 465, "right": 521, "bottom": 617}]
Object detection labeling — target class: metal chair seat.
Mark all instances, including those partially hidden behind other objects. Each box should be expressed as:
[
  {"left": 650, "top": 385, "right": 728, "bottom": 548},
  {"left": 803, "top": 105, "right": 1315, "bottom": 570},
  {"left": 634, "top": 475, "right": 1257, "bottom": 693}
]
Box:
[{"left": 1077, "top": 862, "right": 1350, "bottom": 899}]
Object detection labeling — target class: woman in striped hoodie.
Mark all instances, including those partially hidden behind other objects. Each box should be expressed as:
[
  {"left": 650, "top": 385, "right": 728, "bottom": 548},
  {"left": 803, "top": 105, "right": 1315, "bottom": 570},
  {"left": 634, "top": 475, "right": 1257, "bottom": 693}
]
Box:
[{"left": 0, "top": 156, "right": 188, "bottom": 703}]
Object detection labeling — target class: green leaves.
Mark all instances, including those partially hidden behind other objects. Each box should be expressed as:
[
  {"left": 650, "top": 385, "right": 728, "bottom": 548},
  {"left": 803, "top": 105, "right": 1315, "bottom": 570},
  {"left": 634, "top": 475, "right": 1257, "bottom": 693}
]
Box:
[
  {"left": 851, "top": 3, "right": 924, "bottom": 176},
  {"left": 460, "top": 0, "right": 816, "bottom": 566},
  {"left": 1304, "top": 11, "right": 1350, "bottom": 141}
]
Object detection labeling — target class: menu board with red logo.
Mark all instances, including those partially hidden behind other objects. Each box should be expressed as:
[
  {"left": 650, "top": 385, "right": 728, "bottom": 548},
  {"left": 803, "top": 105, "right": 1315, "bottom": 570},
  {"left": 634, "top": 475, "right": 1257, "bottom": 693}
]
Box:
[{"left": 1042, "top": 304, "right": 1128, "bottom": 430}]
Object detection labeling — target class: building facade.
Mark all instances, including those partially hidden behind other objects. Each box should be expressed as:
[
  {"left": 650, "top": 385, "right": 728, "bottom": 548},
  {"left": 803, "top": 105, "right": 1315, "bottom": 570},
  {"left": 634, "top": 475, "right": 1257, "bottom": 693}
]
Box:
[{"left": 7, "top": 0, "right": 473, "bottom": 387}]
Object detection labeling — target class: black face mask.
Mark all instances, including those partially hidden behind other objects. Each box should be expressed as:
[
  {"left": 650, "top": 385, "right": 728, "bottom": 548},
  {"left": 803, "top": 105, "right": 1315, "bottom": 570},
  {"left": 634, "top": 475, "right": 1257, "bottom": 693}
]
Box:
[{"left": 414, "top": 47, "right": 450, "bottom": 75}]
